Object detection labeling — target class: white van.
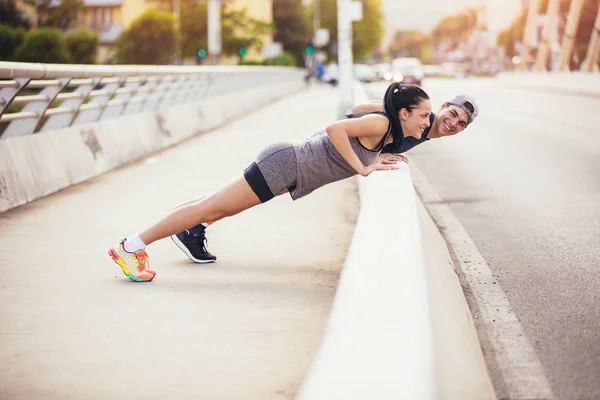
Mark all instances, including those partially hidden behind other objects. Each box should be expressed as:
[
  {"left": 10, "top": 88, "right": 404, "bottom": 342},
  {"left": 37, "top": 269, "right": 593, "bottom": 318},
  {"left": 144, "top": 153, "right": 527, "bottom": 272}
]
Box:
[{"left": 390, "top": 57, "right": 425, "bottom": 86}]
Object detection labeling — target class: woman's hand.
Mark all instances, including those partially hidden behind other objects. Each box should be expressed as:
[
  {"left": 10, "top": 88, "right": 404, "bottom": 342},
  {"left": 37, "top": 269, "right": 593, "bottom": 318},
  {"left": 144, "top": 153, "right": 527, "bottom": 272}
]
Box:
[
  {"left": 378, "top": 153, "right": 408, "bottom": 164},
  {"left": 361, "top": 159, "right": 400, "bottom": 176}
]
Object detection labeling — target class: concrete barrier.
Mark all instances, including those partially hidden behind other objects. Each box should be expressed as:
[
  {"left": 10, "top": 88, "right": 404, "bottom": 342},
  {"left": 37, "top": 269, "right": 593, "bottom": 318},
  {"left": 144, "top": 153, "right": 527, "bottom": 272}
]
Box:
[
  {"left": 0, "top": 79, "right": 305, "bottom": 213},
  {"left": 297, "top": 83, "right": 495, "bottom": 399},
  {"left": 496, "top": 71, "right": 600, "bottom": 98}
]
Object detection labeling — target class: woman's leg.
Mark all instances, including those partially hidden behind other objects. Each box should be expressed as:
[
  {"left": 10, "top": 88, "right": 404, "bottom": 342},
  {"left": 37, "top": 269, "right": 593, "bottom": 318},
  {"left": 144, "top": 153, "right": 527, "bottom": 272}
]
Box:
[{"left": 139, "top": 174, "right": 262, "bottom": 245}]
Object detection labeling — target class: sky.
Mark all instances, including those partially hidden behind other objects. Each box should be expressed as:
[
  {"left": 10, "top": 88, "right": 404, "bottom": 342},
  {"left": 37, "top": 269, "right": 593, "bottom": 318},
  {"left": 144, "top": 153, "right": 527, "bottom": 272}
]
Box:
[{"left": 381, "top": 0, "right": 524, "bottom": 46}]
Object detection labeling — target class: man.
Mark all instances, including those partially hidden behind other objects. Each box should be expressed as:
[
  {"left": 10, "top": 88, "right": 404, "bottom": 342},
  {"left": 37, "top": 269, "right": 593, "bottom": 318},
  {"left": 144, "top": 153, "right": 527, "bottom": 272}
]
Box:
[{"left": 171, "top": 93, "right": 479, "bottom": 263}]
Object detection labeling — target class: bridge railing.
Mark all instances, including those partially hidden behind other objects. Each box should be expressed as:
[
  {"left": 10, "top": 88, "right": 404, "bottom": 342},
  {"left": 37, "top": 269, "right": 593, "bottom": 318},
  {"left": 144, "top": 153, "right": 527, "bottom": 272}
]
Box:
[{"left": 0, "top": 62, "right": 299, "bottom": 139}]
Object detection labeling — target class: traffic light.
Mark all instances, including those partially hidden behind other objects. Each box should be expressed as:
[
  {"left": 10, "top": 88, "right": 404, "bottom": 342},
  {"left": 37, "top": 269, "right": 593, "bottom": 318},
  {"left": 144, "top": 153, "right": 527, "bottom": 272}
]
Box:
[
  {"left": 195, "top": 48, "right": 207, "bottom": 64},
  {"left": 305, "top": 45, "right": 315, "bottom": 55},
  {"left": 239, "top": 47, "right": 247, "bottom": 57}
]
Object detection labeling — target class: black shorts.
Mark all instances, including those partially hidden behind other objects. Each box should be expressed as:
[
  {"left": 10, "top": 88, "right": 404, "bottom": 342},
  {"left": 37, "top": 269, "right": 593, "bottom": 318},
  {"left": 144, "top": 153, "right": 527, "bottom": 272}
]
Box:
[{"left": 243, "top": 141, "right": 298, "bottom": 203}]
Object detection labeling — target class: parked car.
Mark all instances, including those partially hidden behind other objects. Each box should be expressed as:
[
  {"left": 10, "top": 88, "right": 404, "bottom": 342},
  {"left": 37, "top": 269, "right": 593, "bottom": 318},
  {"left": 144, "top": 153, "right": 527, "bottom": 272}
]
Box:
[
  {"left": 353, "top": 64, "right": 376, "bottom": 83},
  {"left": 373, "top": 63, "right": 393, "bottom": 81},
  {"left": 390, "top": 57, "right": 425, "bottom": 86},
  {"left": 423, "top": 64, "right": 441, "bottom": 78}
]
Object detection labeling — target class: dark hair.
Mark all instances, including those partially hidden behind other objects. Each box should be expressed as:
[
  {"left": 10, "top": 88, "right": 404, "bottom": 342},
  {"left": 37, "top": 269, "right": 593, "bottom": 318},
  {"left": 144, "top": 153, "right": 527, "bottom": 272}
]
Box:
[{"left": 383, "top": 82, "right": 430, "bottom": 152}]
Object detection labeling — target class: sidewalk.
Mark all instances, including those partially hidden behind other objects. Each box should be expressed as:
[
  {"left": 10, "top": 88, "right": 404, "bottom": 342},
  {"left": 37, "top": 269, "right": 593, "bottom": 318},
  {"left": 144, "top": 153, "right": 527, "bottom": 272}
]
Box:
[{"left": 0, "top": 85, "right": 357, "bottom": 400}]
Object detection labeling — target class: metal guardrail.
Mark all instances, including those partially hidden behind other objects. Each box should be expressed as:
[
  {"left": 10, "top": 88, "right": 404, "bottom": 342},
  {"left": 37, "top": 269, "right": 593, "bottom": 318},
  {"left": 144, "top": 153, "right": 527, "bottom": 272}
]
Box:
[{"left": 0, "top": 62, "right": 300, "bottom": 139}]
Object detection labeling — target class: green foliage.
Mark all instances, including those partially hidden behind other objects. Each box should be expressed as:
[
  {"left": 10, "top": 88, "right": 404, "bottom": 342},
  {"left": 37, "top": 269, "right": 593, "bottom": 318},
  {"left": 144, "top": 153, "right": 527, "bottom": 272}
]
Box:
[
  {"left": 238, "top": 51, "right": 296, "bottom": 66},
  {"left": 14, "top": 27, "right": 71, "bottom": 63},
  {"left": 431, "top": 8, "right": 479, "bottom": 45},
  {"left": 388, "top": 30, "right": 431, "bottom": 61},
  {"left": 65, "top": 28, "right": 98, "bottom": 64},
  {"left": 0, "top": 0, "right": 31, "bottom": 28},
  {"left": 115, "top": 10, "right": 178, "bottom": 65},
  {"left": 273, "top": 0, "right": 309, "bottom": 66},
  {"left": 221, "top": 5, "right": 272, "bottom": 59},
  {"left": 44, "top": 0, "right": 84, "bottom": 30},
  {"left": 316, "top": 0, "right": 384, "bottom": 62},
  {"left": 352, "top": 0, "right": 384, "bottom": 61},
  {"left": 180, "top": 0, "right": 208, "bottom": 58},
  {"left": 239, "top": 58, "right": 263, "bottom": 65},
  {"left": 266, "top": 51, "right": 296, "bottom": 66},
  {"left": 0, "top": 24, "right": 25, "bottom": 59}
]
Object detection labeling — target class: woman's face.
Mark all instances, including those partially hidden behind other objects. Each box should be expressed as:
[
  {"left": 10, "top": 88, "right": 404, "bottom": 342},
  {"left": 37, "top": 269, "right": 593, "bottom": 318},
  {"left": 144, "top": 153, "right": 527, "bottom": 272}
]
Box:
[{"left": 398, "top": 99, "right": 432, "bottom": 138}]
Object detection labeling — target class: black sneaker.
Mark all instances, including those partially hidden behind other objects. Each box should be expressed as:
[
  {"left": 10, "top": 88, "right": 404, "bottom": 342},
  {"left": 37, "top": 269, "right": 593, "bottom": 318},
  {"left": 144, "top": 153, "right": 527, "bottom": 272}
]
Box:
[{"left": 170, "top": 225, "right": 217, "bottom": 263}]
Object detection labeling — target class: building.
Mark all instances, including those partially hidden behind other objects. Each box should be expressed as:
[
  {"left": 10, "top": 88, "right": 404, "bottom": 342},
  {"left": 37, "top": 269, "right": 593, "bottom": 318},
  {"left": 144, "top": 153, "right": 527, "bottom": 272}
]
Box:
[{"left": 43, "top": 0, "right": 273, "bottom": 63}]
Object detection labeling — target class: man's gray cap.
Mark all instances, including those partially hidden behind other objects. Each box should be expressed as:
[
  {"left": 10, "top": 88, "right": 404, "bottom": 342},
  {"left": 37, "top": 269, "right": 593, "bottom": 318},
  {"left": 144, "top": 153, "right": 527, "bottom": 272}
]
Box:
[{"left": 448, "top": 94, "right": 479, "bottom": 124}]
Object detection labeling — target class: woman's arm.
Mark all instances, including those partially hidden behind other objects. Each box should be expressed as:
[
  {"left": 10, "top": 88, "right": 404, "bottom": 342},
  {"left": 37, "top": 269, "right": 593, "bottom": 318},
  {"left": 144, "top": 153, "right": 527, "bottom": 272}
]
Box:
[
  {"left": 350, "top": 101, "right": 383, "bottom": 114},
  {"left": 325, "top": 114, "right": 395, "bottom": 176}
]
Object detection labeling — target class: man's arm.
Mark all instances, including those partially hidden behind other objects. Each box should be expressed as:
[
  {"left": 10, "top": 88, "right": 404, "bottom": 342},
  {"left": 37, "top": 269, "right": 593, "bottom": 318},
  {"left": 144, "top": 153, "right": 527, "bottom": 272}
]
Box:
[{"left": 350, "top": 101, "right": 383, "bottom": 114}]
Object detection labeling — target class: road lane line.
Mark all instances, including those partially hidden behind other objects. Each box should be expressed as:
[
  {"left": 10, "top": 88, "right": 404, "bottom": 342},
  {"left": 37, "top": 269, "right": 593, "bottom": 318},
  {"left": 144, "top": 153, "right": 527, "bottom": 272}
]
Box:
[{"left": 409, "top": 161, "right": 554, "bottom": 400}]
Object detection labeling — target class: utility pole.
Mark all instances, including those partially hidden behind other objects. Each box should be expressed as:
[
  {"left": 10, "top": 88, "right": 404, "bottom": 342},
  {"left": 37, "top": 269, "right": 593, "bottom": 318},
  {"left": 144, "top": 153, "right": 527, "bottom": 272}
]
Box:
[
  {"left": 208, "top": 0, "right": 223, "bottom": 65},
  {"left": 173, "top": 0, "right": 182, "bottom": 63},
  {"left": 519, "top": 0, "right": 542, "bottom": 71},
  {"left": 337, "top": 0, "right": 354, "bottom": 117},
  {"left": 314, "top": 0, "right": 321, "bottom": 35},
  {"left": 534, "top": 0, "right": 560, "bottom": 71},
  {"left": 580, "top": 2, "right": 600, "bottom": 72},
  {"left": 556, "top": 0, "right": 585, "bottom": 71}
]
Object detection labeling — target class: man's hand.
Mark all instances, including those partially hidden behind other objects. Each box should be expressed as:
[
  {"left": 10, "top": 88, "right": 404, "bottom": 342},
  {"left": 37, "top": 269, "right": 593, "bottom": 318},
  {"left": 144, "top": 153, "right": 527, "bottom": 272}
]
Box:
[{"left": 378, "top": 153, "right": 408, "bottom": 164}]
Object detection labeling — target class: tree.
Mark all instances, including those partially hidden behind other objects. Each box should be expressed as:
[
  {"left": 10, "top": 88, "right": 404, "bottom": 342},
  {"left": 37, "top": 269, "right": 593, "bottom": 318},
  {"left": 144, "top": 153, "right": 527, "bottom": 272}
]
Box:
[
  {"left": 352, "top": 0, "right": 384, "bottom": 61},
  {"left": 388, "top": 30, "right": 431, "bottom": 61},
  {"left": 273, "top": 0, "right": 309, "bottom": 66},
  {"left": 14, "top": 27, "right": 71, "bottom": 63},
  {"left": 220, "top": 4, "right": 272, "bottom": 60},
  {"left": 65, "top": 28, "right": 98, "bottom": 64},
  {"left": 314, "top": 0, "right": 384, "bottom": 62},
  {"left": 497, "top": 11, "right": 527, "bottom": 58},
  {"left": 44, "top": 0, "right": 84, "bottom": 30},
  {"left": 180, "top": 0, "right": 208, "bottom": 59},
  {"left": 0, "top": 0, "right": 31, "bottom": 28},
  {"left": 0, "top": 24, "right": 25, "bottom": 59},
  {"left": 431, "top": 7, "right": 479, "bottom": 46},
  {"left": 115, "top": 10, "right": 178, "bottom": 65}
]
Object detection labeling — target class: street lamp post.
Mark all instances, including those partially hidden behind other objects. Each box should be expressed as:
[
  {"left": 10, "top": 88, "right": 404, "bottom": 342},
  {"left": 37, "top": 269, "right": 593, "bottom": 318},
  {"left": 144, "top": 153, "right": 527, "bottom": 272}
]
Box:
[
  {"left": 173, "top": 0, "right": 182, "bottom": 63},
  {"left": 519, "top": 0, "right": 542, "bottom": 71},
  {"left": 580, "top": 2, "right": 600, "bottom": 72},
  {"left": 556, "top": 0, "right": 585, "bottom": 71},
  {"left": 534, "top": 0, "right": 560, "bottom": 71},
  {"left": 208, "top": 0, "right": 223, "bottom": 64},
  {"left": 337, "top": 0, "right": 354, "bottom": 117}
]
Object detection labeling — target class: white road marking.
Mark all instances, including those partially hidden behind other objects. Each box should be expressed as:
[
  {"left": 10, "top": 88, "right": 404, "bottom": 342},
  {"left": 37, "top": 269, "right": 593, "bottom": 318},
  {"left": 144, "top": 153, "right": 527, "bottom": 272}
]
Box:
[{"left": 410, "top": 161, "right": 554, "bottom": 400}]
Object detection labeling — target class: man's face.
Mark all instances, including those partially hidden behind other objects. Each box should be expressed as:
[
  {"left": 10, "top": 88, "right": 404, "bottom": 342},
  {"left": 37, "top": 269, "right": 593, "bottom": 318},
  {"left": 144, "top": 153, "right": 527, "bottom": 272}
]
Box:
[{"left": 434, "top": 103, "right": 470, "bottom": 137}]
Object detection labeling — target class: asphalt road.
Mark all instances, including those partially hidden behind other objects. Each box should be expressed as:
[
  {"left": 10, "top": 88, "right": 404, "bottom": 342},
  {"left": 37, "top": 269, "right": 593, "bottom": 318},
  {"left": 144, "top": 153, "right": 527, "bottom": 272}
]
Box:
[{"left": 367, "top": 78, "right": 600, "bottom": 400}]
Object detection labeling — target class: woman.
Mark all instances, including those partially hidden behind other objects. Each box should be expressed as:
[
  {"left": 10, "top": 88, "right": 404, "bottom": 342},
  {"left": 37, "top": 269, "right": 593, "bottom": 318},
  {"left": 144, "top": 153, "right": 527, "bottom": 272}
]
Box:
[{"left": 109, "top": 82, "right": 432, "bottom": 282}]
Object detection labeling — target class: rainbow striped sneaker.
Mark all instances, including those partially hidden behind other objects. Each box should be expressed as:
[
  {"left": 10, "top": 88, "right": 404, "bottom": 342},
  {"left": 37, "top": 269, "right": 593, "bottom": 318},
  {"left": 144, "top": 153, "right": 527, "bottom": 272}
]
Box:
[{"left": 108, "top": 239, "right": 156, "bottom": 282}]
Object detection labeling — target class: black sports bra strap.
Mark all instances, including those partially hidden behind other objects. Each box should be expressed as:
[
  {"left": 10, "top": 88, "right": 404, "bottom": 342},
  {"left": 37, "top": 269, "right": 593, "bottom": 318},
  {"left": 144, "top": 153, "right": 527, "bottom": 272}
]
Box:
[{"left": 366, "top": 111, "right": 392, "bottom": 152}]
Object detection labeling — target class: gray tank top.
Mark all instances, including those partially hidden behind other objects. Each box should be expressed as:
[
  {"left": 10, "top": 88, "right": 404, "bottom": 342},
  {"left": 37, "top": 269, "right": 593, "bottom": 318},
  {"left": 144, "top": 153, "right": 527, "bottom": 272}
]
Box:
[{"left": 290, "top": 112, "right": 392, "bottom": 200}]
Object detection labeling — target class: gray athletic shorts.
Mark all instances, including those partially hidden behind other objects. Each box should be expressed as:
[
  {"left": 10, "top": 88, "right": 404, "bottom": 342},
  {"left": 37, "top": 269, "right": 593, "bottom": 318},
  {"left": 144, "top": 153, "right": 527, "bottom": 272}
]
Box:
[{"left": 243, "top": 141, "right": 298, "bottom": 203}]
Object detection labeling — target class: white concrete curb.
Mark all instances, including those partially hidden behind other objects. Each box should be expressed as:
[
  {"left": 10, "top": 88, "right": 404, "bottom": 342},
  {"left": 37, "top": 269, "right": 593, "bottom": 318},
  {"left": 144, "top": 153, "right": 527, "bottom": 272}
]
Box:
[
  {"left": 297, "top": 82, "right": 496, "bottom": 399},
  {"left": 297, "top": 167, "right": 436, "bottom": 399}
]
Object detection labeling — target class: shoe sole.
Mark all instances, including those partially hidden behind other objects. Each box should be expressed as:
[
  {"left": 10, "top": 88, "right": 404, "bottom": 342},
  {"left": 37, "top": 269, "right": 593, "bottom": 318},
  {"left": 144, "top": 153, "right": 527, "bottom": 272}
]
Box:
[
  {"left": 108, "top": 248, "right": 154, "bottom": 282},
  {"left": 170, "top": 234, "right": 216, "bottom": 264}
]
